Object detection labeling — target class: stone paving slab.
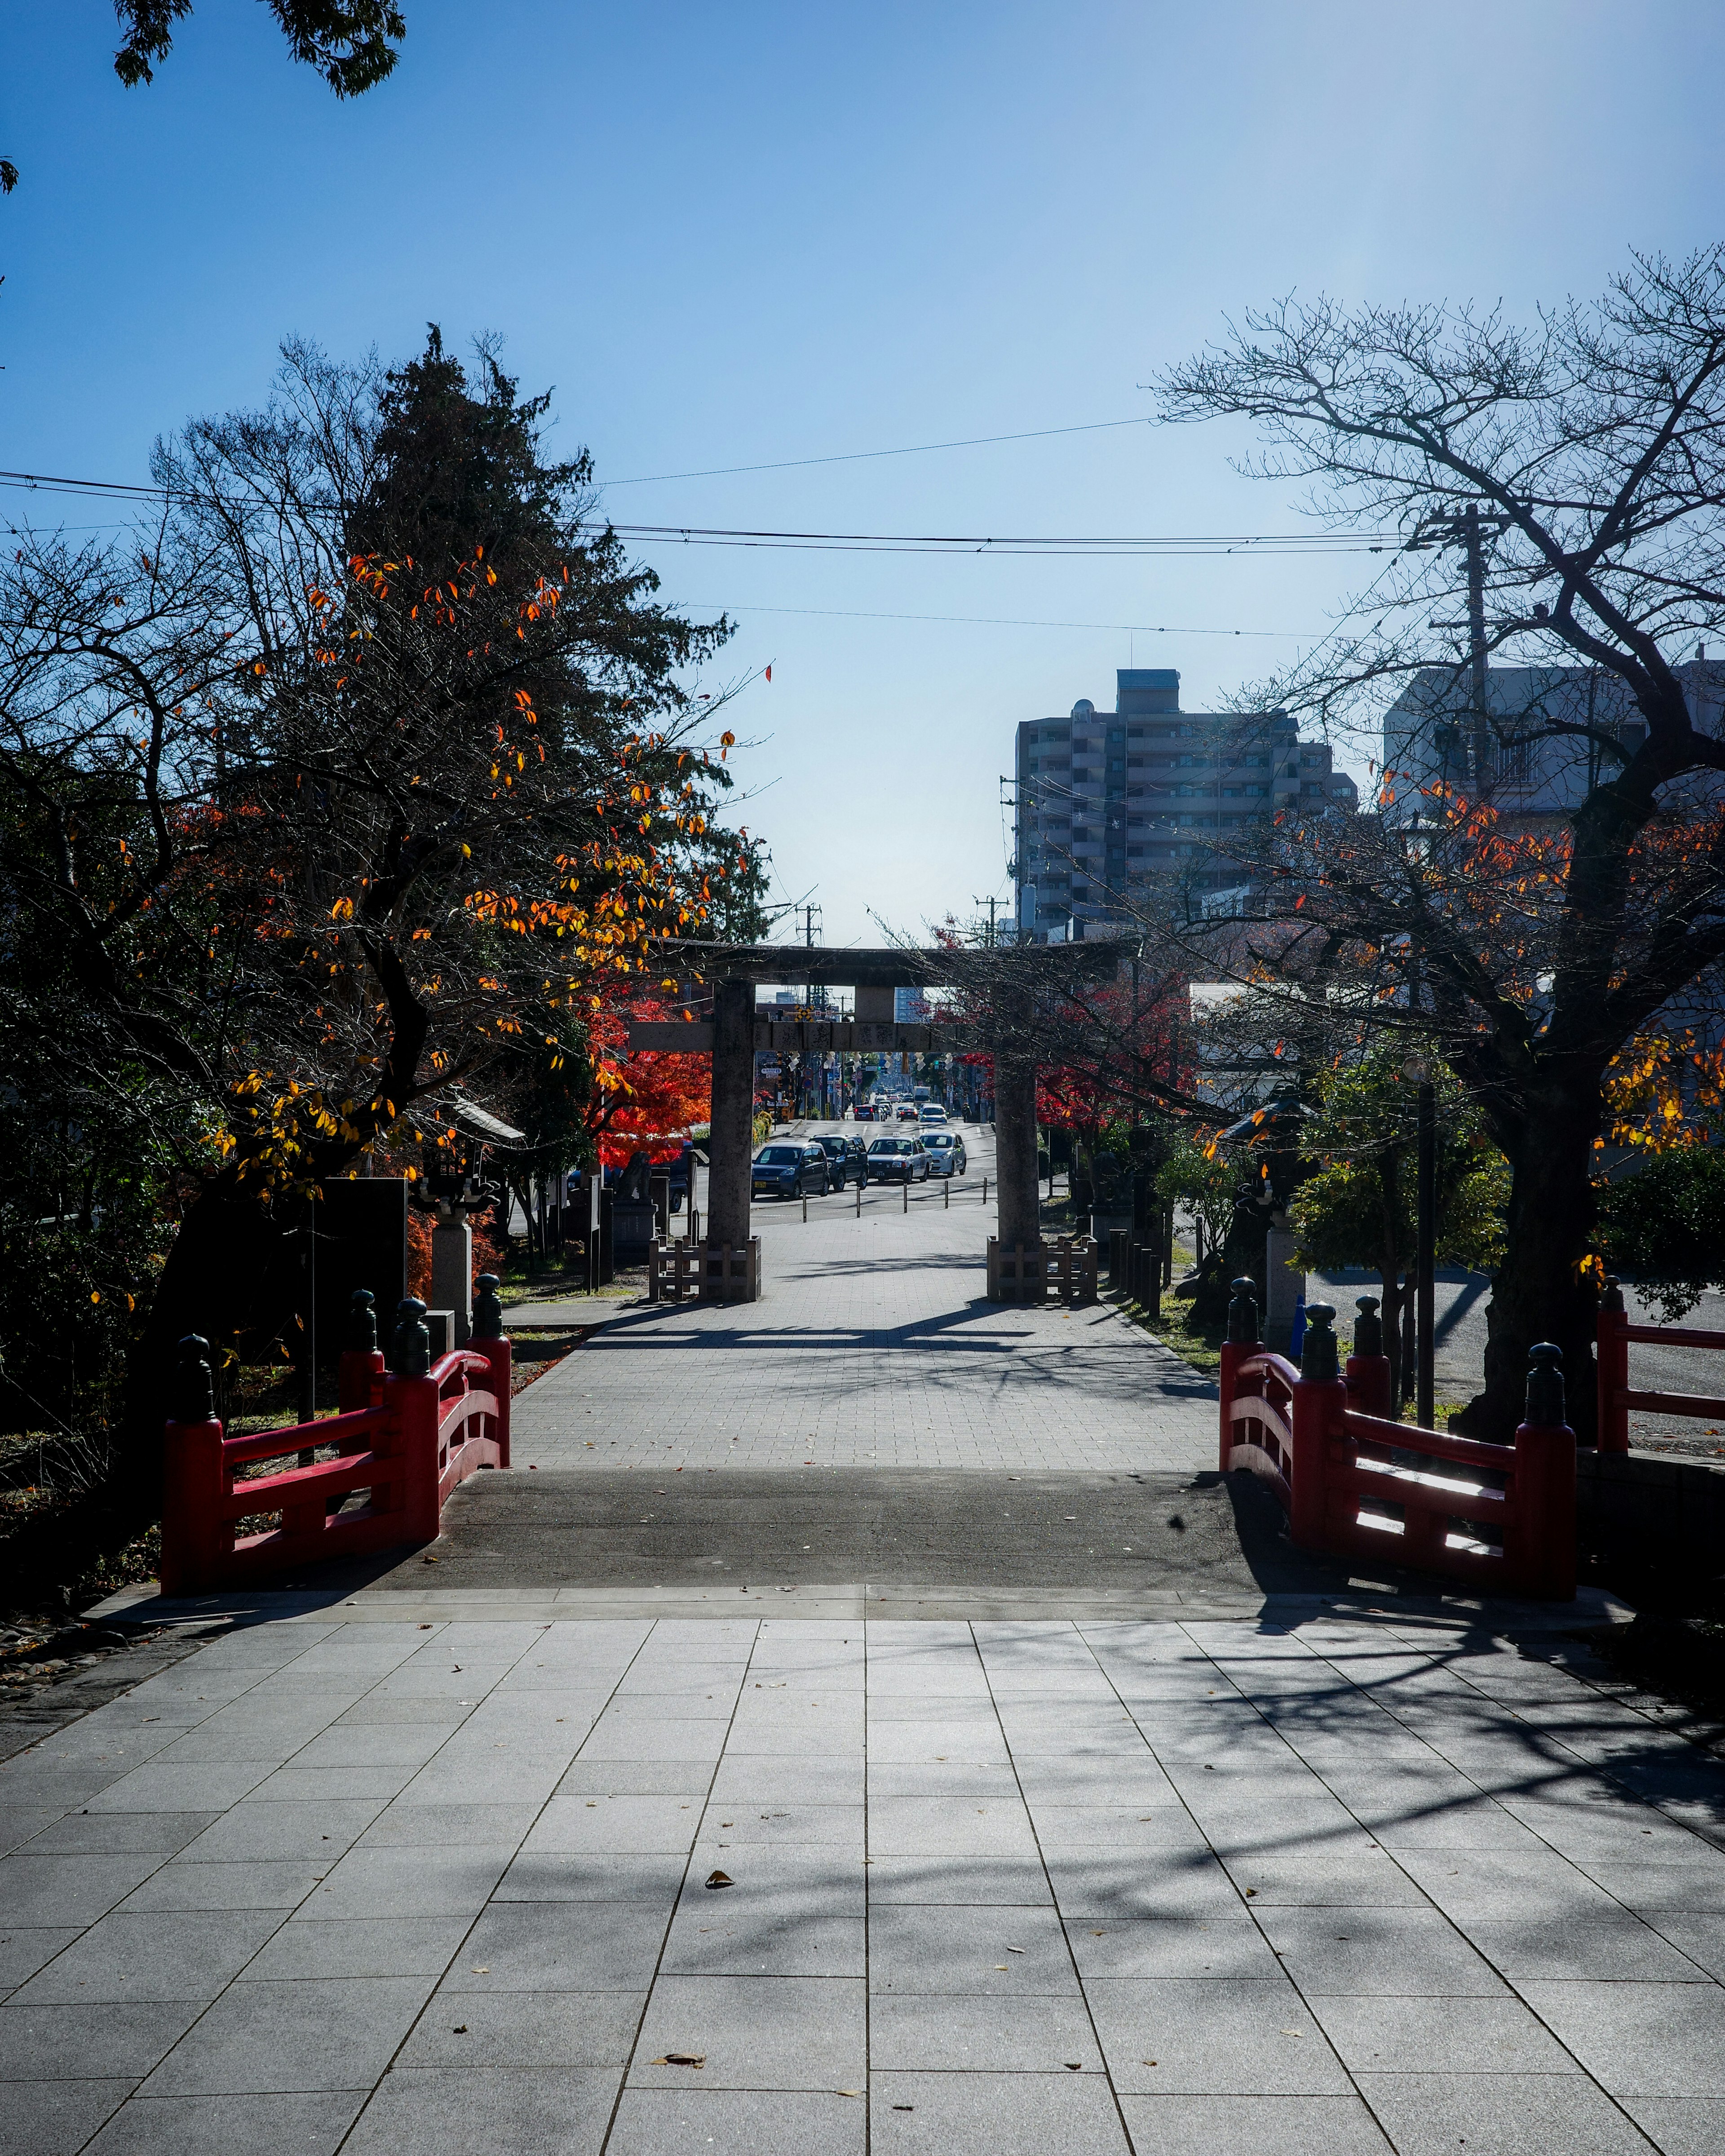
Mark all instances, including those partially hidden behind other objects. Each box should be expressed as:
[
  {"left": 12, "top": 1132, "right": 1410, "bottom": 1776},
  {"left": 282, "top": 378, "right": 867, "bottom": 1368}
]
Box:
[
  {"left": 509, "top": 1128, "right": 1218, "bottom": 1476},
  {"left": 5, "top": 1606, "right": 1721, "bottom": 2154}
]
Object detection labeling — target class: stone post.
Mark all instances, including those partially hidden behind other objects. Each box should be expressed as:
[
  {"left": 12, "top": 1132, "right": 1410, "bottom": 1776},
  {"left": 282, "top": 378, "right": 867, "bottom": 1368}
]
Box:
[
  {"left": 1264, "top": 1223, "right": 1306, "bottom": 1355},
  {"left": 994, "top": 1045, "right": 1040, "bottom": 1252},
  {"left": 431, "top": 1213, "right": 473, "bottom": 1346},
  {"left": 708, "top": 975, "right": 755, "bottom": 1252}
]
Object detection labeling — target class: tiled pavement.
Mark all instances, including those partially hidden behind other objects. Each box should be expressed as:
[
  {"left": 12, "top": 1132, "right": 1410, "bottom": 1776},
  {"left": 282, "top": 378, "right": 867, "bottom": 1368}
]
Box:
[
  {"left": 7, "top": 1122, "right": 1725, "bottom": 2151},
  {"left": 4, "top": 1607, "right": 1725, "bottom": 2155},
  {"left": 508, "top": 1127, "right": 1217, "bottom": 1476}
]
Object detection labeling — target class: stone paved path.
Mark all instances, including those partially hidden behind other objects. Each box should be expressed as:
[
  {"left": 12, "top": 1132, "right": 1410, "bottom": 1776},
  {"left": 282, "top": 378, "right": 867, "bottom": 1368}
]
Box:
[
  {"left": 509, "top": 1127, "right": 1216, "bottom": 1476},
  {"left": 4, "top": 1606, "right": 1724, "bottom": 2155}
]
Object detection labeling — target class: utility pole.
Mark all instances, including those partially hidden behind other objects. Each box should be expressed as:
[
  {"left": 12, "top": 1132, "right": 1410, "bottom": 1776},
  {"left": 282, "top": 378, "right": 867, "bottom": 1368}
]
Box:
[
  {"left": 797, "top": 902, "right": 823, "bottom": 1115},
  {"left": 1401, "top": 502, "right": 1508, "bottom": 1423},
  {"left": 1406, "top": 503, "right": 1510, "bottom": 799},
  {"left": 1416, "top": 1071, "right": 1436, "bottom": 1430},
  {"left": 973, "top": 895, "right": 1000, "bottom": 947}
]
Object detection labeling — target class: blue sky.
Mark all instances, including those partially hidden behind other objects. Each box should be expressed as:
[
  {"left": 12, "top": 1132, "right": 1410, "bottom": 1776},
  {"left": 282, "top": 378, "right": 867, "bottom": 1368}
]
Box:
[{"left": 4, "top": 1, "right": 1721, "bottom": 945}]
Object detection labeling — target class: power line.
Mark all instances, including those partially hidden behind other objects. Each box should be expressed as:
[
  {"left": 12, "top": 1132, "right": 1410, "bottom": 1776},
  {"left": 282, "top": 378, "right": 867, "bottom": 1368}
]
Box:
[
  {"left": 684, "top": 601, "right": 1315, "bottom": 638},
  {"left": 596, "top": 519, "right": 1392, "bottom": 558},
  {"left": 0, "top": 469, "right": 1398, "bottom": 556},
  {"left": 600, "top": 416, "right": 1154, "bottom": 486}
]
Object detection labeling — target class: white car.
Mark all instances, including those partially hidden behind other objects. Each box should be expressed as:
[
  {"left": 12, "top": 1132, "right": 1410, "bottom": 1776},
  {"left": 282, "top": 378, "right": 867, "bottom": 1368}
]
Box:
[
  {"left": 920, "top": 1130, "right": 966, "bottom": 1176},
  {"left": 919, "top": 1104, "right": 948, "bottom": 1125}
]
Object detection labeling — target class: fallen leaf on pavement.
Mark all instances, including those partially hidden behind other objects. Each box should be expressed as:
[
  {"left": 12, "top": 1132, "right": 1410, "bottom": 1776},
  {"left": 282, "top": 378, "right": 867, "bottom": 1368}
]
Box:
[
  {"left": 705, "top": 1869, "right": 734, "bottom": 1890},
  {"left": 654, "top": 2054, "right": 706, "bottom": 2068}
]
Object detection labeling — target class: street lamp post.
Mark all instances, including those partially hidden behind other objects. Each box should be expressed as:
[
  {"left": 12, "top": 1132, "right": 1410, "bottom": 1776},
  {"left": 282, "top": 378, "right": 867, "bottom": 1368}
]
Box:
[{"left": 1404, "top": 1053, "right": 1437, "bottom": 1428}]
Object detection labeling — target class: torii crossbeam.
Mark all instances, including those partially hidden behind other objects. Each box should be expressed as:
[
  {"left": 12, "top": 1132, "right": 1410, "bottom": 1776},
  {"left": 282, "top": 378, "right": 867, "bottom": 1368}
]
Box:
[{"left": 630, "top": 941, "right": 1128, "bottom": 1298}]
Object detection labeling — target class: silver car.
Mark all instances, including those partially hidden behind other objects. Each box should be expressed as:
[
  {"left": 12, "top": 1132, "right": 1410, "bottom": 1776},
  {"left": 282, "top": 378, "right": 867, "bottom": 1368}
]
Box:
[
  {"left": 866, "top": 1136, "right": 930, "bottom": 1183},
  {"left": 920, "top": 1129, "right": 967, "bottom": 1177}
]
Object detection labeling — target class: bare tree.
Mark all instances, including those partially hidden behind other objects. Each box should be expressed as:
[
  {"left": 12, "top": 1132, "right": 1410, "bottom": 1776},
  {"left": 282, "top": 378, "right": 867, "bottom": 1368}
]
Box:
[{"left": 1146, "top": 246, "right": 1725, "bottom": 1440}]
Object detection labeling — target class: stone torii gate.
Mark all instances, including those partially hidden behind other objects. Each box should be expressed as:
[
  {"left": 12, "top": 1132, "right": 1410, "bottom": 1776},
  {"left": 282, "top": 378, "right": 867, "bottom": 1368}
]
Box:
[{"left": 626, "top": 941, "right": 1128, "bottom": 1298}]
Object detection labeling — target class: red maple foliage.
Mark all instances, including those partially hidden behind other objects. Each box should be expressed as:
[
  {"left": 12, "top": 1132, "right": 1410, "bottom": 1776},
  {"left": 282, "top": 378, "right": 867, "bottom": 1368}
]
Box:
[{"left": 583, "top": 996, "right": 712, "bottom": 1166}]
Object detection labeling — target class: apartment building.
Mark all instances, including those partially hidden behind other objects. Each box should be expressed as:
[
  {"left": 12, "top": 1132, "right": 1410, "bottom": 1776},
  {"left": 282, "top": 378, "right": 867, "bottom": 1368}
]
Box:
[
  {"left": 1013, "top": 669, "right": 1358, "bottom": 942},
  {"left": 1380, "top": 657, "right": 1725, "bottom": 830}
]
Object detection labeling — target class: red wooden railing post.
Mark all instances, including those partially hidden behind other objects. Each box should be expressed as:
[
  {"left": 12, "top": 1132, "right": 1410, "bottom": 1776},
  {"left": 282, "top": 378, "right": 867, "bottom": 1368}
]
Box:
[
  {"left": 469, "top": 1273, "right": 512, "bottom": 1468},
  {"left": 383, "top": 1297, "right": 443, "bottom": 1546},
  {"left": 1219, "top": 1277, "right": 1262, "bottom": 1472},
  {"left": 1345, "top": 1294, "right": 1393, "bottom": 1421},
  {"left": 160, "top": 1335, "right": 225, "bottom": 1597},
  {"left": 1510, "top": 1342, "right": 1576, "bottom": 1600},
  {"left": 1289, "top": 1303, "right": 1345, "bottom": 1553},
  {"left": 1597, "top": 1278, "right": 1630, "bottom": 1455},
  {"left": 337, "top": 1288, "right": 387, "bottom": 1413}
]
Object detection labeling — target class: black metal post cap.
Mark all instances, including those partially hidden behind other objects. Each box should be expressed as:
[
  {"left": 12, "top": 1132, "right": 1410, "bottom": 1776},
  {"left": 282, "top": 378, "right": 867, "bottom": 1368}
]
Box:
[
  {"left": 1524, "top": 1341, "right": 1566, "bottom": 1428},
  {"left": 472, "top": 1274, "right": 504, "bottom": 1341},
  {"left": 1226, "top": 1277, "right": 1261, "bottom": 1343},
  {"left": 389, "top": 1296, "right": 432, "bottom": 1378},
  {"left": 1300, "top": 1302, "right": 1340, "bottom": 1381},
  {"left": 174, "top": 1334, "right": 215, "bottom": 1423}
]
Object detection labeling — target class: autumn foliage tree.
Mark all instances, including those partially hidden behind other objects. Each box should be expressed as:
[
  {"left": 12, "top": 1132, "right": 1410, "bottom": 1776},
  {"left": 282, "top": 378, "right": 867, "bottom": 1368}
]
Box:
[{"left": 0, "top": 335, "right": 759, "bottom": 1477}]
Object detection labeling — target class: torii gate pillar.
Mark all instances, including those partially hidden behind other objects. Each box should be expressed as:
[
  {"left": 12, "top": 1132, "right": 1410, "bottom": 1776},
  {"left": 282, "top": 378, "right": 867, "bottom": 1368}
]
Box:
[
  {"left": 707, "top": 977, "right": 755, "bottom": 1255},
  {"left": 993, "top": 1023, "right": 1041, "bottom": 1254}
]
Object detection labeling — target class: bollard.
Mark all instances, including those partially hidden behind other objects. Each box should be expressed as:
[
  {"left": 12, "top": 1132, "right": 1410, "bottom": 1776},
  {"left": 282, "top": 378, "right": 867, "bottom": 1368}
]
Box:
[
  {"left": 802, "top": 1194, "right": 808, "bottom": 1223},
  {"left": 1511, "top": 1342, "right": 1577, "bottom": 1599},
  {"left": 1217, "top": 1277, "right": 1262, "bottom": 1473},
  {"left": 1289, "top": 1303, "right": 1345, "bottom": 1552},
  {"left": 944, "top": 1177, "right": 949, "bottom": 1209},
  {"left": 1344, "top": 1294, "right": 1393, "bottom": 1421},
  {"left": 855, "top": 1182, "right": 861, "bottom": 1218},
  {"left": 982, "top": 1174, "right": 988, "bottom": 1205},
  {"left": 902, "top": 1179, "right": 908, "bottom": 1214}
]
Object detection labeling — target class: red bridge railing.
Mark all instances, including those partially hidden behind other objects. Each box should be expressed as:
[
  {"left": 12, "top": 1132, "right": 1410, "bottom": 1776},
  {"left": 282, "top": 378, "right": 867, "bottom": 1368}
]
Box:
[
  {"left": 1218, "top": 1284, "right": 1575, "bottom": 1601},
  {"left": 1597, "top": 1279, "right": 1725, "bottom": 1455},
  {"left": 160, "top": 1286, "right": 512, "bottom": 1598}
]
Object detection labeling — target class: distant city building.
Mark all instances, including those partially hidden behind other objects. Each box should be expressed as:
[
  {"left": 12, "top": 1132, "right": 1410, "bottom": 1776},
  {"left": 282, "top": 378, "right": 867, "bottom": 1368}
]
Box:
[
  {"left": 1380, "top": 657, "right": 1725, "bottom": 831},
  {"left": 1013, "top": 669, "right": 1358, "bottom": 943},
  {"left": 893, "top": 986, "right": 930, "bottom": 1023}
]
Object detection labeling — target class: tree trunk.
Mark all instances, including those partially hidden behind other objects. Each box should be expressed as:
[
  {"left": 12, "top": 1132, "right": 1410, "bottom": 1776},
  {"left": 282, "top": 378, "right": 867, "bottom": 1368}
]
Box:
[
  {"left": 119, "top": 1179, "right": 299, "bottom": 1501},
  {"left": 1453, "top": 1099, "right": 1600, "bottom": 1444}
]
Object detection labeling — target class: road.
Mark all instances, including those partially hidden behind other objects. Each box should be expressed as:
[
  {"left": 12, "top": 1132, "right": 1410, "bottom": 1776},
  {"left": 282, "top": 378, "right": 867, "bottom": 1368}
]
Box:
[{"left": 1314, "top": 1268, "right": 1725, "bottom": 1450}]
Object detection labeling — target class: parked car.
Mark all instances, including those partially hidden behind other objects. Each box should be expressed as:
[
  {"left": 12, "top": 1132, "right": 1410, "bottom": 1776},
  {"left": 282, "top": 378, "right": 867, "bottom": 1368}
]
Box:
[
  {"left": 867, "top": 1136, "right": 930, "bottom": 1183},
  {"left": 894, "top": 1102, "right": 920, "bottom": 1122},
  {"left": 920, "top": 1130, "right": 966, "bottom": 1176},
  {"left": 814, "top": 1133, "right": 867, "bottom": 1189},
  {"left": 751, "top": 1142, "right": 830, "bottom": 1200}
]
